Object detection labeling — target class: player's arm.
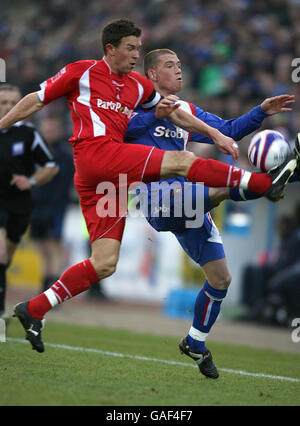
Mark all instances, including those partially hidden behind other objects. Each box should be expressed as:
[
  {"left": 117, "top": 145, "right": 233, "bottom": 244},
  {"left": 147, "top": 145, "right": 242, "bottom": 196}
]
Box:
[
  {"left": 0, "top": 62, "right": 87, "bottom": 131},
  {"left": 135, "top": 79, "right": 238, "bottom": 159},
  {"left": 127, "top": 95, "right": 180, "bottom": 140},
  {"left": 10, "top": 166, "right": 59, "bottom": 191},
  {"left": 159, "top": 98, "right": 239, "bottom": 160},
  {"left": 188, "top": 106, "right": 267, "bottom": 144},
  {"left": 189, "top": 94, "right": 295, "bottom": 144},
  {"left": 0, "top": 92, "right": 44, "bottom": 130},
  {"left": 30, "top": 165, "right": 59, "bottom": 185}
]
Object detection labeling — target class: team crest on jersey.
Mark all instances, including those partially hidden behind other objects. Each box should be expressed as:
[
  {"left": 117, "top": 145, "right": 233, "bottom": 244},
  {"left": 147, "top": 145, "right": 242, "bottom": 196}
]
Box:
[
  {"left": 12, "top": 141, "right": 25, "bottom": 156},
  {"left": 97, "top": 98, "right": 134, "bottom": 118}
]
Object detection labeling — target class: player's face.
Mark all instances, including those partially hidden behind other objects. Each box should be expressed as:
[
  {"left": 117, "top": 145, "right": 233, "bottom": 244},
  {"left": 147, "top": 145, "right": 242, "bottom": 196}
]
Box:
[
  {"left": 0, "top": 90, "right": 21, "bottom": 119},
  {"left": 154, "top": 54, "right": 182, "bottom": 95},
  {"left": 111, "top": 36, "right": 142, "bottom": 74}
]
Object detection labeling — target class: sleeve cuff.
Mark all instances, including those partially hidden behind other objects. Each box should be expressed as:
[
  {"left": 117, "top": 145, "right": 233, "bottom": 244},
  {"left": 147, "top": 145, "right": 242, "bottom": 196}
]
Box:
[
  {"left": 255, "top": 105, "right": 269, "bottom": 119},
  {"left": 37, "top": 81, "right": 47, "bottom": 103}
]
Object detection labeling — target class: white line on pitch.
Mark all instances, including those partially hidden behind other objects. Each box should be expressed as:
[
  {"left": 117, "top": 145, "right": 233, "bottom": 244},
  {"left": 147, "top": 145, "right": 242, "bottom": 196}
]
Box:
[{"left": 7, "top": 337, "right": 300, "bottom": 383}]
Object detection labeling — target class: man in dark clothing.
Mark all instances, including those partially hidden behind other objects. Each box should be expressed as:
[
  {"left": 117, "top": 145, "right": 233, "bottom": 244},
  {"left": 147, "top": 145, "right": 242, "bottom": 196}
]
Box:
[
  {"left": 0, "top": 84, "right": 58, "bottom": 319},
  {"left": 265, "top": 205, "right": 300, "bottom": 324},
  {"left": 30, "top": 116, "right": 74, "bottom": 291},
  {"left": 241, "top": 212, "right": 300, "bottom": 324}
]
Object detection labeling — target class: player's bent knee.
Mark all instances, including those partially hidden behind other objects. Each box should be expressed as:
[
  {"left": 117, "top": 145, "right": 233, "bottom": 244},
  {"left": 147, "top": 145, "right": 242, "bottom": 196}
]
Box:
[
  {"left": 174, "top": 150, "right": 196, "bottom": 174},
  {"left": 101, "top": 264, "right": 117, "bottom": 279},
  {"left": 161, "top": 150, "right": 196, "bottom": 178},
  {"left": 214, "top": 273, "right": 232, "bottom": 290},
  {"left": 90, "top": 238, "right": 120, "bottom": 279},
  {"left": 90, "top": 256, "right": 117, "bottom": 279},
  {"left": 209, "top": 271, "right": 232, "bottom": 290},
  {"left": 95, "top": 263, "right": 117, "bottom": 279}
]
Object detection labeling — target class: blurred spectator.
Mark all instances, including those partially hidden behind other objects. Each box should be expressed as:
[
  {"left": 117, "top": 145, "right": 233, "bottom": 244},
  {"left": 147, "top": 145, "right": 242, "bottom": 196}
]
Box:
[
  {"left": 240, "top": 205, "right": 300, "bottom": 326},
  {"left": 264, "top": 203, "right": 300, "bottom": 325},
  {"left": 0, "top": 83, "right": 58, "bottom": 319},
  {"left": 30, "top": 115, "right": 74, "bottom": 291}
]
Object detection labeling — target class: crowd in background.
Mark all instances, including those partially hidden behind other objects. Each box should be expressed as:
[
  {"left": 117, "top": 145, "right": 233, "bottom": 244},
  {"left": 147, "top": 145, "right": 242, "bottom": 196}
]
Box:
[{"left": 1, "top": 0, "right": 300, "bottom": 164}]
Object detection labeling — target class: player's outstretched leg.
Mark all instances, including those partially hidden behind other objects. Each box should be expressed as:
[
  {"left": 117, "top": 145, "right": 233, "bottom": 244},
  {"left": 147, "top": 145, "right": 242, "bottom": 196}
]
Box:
[
  {"left": 13, "top": 258, "right": 100, "bottom": 352},
  {"left": 13, "top": 302, "right": 45, "bottom": 353}
]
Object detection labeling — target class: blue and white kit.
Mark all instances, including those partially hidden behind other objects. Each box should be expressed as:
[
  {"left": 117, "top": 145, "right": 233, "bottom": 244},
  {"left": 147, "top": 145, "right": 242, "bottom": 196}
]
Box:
[{"left": 125, "top": 100, "right": 268, "bottom": 266}]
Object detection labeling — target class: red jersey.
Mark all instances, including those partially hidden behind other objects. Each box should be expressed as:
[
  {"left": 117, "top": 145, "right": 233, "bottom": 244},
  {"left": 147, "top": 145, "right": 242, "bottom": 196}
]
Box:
[{"left": 37, "top": 58, "right": 161, "bottom": 144}]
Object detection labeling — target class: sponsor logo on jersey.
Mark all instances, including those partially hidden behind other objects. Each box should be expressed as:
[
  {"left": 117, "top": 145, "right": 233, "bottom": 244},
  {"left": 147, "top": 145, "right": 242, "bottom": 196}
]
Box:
[
  {"left": 51, "top": 67, "right": 66, "bottom": 83},
  {"left": 97, "top": 98, "right": 134, "bottom": 118},
  {"left": 153, "top": 125, "right": 184, "bottom": 138}
]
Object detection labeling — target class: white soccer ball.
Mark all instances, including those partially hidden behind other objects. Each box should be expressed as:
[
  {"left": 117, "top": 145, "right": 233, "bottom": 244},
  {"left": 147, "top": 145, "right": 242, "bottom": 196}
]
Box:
[{"left": 248, "top": 129, "right": 291, "bottom": 172}]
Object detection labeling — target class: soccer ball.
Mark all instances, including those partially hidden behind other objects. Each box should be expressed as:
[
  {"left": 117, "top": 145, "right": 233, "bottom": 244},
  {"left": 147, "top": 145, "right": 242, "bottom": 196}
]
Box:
[{"left": 248, "top": 129, "right": 291, "bottom": 172}]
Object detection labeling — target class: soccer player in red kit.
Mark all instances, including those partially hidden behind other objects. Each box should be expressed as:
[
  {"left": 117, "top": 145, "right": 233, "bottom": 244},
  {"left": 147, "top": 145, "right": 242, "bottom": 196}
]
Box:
[{"left": 0, "top": 19, "right": 297, "bottom": 352}]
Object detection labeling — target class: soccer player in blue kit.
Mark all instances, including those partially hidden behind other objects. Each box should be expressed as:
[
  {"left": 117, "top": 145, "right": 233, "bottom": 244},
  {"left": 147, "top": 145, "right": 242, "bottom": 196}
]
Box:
[{"left": 125, "top": 49, "right": 296, "bottom": 378}]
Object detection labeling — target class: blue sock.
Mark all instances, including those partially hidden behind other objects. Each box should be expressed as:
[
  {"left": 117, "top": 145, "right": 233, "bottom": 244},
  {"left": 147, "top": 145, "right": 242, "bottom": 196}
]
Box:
[
  {"left": 229, "top": 187, "right": 261, "bottom": 201},
  {"left": 187, "top": 280, "right": 227, "bottom": 352}
]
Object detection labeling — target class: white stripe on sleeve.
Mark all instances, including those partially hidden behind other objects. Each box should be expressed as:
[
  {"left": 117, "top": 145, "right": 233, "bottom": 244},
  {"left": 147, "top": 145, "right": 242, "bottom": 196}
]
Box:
[
  {"left": 141, "top": 91, "right": 161, "bottom": 109},
  {"left": 31, "top": 131, "right": 54, "bottom": 160}
]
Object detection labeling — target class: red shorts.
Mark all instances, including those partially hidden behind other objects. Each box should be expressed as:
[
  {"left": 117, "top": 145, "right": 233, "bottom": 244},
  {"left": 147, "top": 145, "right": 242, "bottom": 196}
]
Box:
[{"left": 73, "top": 138, "right": 165, "bottom": 243}]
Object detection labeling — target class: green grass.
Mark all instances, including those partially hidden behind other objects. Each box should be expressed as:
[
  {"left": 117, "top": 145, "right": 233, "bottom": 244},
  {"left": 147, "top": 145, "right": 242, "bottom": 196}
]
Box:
[{"left": 1, "top": 319, "right": 300, "bottom": 406}]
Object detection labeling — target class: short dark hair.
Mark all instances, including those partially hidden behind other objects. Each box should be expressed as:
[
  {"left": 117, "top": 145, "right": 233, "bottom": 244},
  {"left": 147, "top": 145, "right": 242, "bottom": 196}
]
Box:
[
  {"left": 0, "top": 83, "right": 21, "bottom": 95},
  {"left": 101, "top": 19, "right": 142, "bottom": 54},
  {"left": 143, "top": 49, "right": 177, "bottom": 77}
]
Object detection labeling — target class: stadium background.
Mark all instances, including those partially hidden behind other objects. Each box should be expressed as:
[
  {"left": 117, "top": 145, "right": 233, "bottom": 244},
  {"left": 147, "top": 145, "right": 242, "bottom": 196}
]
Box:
[{"left": 1, "top": 0, "right": 300, "bottom": 316}]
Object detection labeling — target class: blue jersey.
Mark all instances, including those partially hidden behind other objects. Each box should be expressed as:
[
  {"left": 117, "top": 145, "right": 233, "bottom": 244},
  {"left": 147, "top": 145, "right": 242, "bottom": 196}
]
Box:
[
  {"left": 126, "top": 100, "right": 268, "bottom": 150},
  {"left": 125, "top": 99, "right": 268, "bottom": 190}
]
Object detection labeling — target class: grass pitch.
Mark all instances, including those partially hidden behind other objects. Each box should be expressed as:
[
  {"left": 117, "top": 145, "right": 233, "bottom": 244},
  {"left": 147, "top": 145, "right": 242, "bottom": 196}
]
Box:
[{"left": 1, "top": 319, "right": 300, "bottom": 406}]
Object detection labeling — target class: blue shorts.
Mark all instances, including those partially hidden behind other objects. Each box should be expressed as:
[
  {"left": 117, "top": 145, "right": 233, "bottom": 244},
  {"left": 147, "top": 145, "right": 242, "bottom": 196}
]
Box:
[
  {"left": 137, "top": 179, "right": 225, "bottom": 266},
  {"left": 173, "top": 216, "right": 225, "bottom": 266}
]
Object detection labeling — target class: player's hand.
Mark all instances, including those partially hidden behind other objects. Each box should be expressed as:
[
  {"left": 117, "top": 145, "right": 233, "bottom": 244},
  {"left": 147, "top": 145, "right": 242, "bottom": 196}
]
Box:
[
  {"left": 10, "top": 174, "right": 32, "bottom": 190},
  {"left": 155, "top": 95, "right": 180, "bottom": 119},
  {"left": 261, "top": 94, "right": 295, "bottom": 115},
  {"left": 212, "top": 133, "right": 239, "bottom": 160}
]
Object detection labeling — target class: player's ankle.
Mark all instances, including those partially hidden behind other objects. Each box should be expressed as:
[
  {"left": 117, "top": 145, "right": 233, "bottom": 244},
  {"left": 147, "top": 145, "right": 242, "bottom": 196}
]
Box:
[
  {"left": 187, "top": 334, "right": 206, "bottom": 352},
  {"left": 247, "top": 173, "right": 272, "bottom": 194},
  {"left": 27, "top": 295, "right": 51, "bottom": 320}
]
